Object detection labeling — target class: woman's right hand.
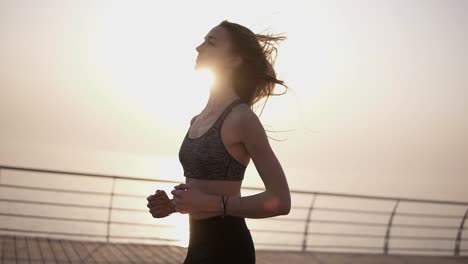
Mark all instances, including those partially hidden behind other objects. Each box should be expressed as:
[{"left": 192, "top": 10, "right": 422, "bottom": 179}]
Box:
[{"left": 146, "top": 190, "right": 174, "bottom": 218}]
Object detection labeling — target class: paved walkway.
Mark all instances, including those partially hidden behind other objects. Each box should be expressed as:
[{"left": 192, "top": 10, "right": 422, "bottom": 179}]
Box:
[{"left": 1, "top": 235, "right": 466, "bottom": 264}]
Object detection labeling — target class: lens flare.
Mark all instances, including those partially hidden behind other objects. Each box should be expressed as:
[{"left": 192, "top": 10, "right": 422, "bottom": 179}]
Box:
[{"left": 195, "top": 68, "right": 214, "bottom": 88}]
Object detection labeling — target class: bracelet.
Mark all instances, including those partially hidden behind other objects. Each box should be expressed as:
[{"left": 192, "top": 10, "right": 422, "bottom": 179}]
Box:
[
  {"left": 221, "top": 195, "right": 227, "bottom": 217},
  {"left": 225, "top": 196, "right": 229, "bottom": 216}
]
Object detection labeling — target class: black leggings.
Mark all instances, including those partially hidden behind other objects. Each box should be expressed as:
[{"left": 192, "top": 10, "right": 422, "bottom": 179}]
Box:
[{"left": 183, "top": 215, "right": 256, "bottom": 264}]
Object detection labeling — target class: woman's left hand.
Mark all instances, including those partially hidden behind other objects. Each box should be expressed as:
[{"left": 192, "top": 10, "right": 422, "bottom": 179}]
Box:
[{"left": 171, "top": 182, "right": 219, "bottom": 215}]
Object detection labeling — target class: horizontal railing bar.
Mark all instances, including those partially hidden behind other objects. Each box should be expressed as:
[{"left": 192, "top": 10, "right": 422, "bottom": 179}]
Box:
[
  {"left": 250, "top": 229, "right": 385, "bottom": 239},
  {"left": 392, "top": 223, "right": 459, "bottom": 230},
  {"left": 390, "top": 235, "right": 458, "bottom": 241},
  {"left": 308, "top": 233, "right": 466, "bottom": 241},
  {"left": 111, "top": 221, "right": 174, "bottom": 228},
  {"left": 389, "top": 247, "right": 455, "bottom": 252},
  {"left": 0, "top": 165, "right": 181, "bottom": 184},
  {"left": 395, "top": 212, "right": 465, "bottom": 219},
  {"left": 309, "top": 219, "right": 461, "bottom": 230},
  {"left": 112, "top": 207, "right": 148, "bottom": 212},
  {"left": 3, "top": 164, "right": 468, "bottom": 206},
  {"left": 110, "top": 235, "right": 180, "bottom": 242},
  {"left": 256, "top": 217, "right": 305, "bottom": 222},
  {"left": 309, "top": 233, "right": 459, "bottom": 241},
  {"left": 0, "top": 212, "right": 108, "bottom": 224},
  {"left": 314, "top": 207, "right": 465, "bottom": 219},
  {"left": 110, "top": 193, "right": 152, "bottom": 198},
  {"left": 0, "top": 184, "right": 110, "bottom": 196},
  {"left": 0, "top": 197, "right": 192, "bottom": 216},
  {"left": 310, "top": 219, "right": 388, "bottom": 227},
  {"left": 307, "top": 245, "right": 383, "bottom": 250},
  {"left": 0, "top": 199, "right": 176, "bottom": 216},
  {"left": 0, "top": 198, "right": 110, "bottom": 210},
  {"left": 0, "top": 227, "right": 104, "bottom": 238},
  {"left": 0, "top": 199, "right": 182, "bottom": 218},
  {"left": 307, "top": 245, "right": 468, "bottom": 253},
  {"left": 307, "top": 232, "right": 384, "bottom": 238},
  {"left": 290, "top": 205, "right": 310, "bottom": 210},
  {"left": 0, "top": 210, "right": 305, "bottom": 228},
  {"left": 0, "top": 213, "right": 174, "bottom": 229},
  {"left": 253, "top": 242, "right": 302, "bottom": 247},
  {"left": 0, "top": 228, "right": 178, "bottom": 242},
  {"left": 313, "top": 207, "right": 391, "bottom": 215},
  {"left": 0, "top": 183, "right": 192, "bottom": 200},
  {"left": 250, "top": 229, "right": 303, "bottom": 235}
]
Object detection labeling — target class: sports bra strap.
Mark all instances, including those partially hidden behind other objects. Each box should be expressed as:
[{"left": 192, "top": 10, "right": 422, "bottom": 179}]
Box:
[
  {"left": 212, "top": 98, "right": 246, "bottom": 128},
  {"left": 190, "top": 98, "right": 246, "bottom": 127}
]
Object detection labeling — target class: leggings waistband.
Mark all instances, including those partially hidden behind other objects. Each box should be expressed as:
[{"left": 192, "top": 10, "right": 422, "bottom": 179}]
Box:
[{"left": 188, "top": 215, "right": 248, "bottom": 235}]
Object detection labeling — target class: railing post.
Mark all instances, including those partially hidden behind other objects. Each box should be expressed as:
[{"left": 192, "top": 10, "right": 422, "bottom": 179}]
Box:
[
  {"left": 383, "top": 199, "right": 400, "bottom": 254},
  {"left": 106, "top": 176, "right": 116, "bottom": 243},
  {"left": 454, "top": 208, "right": 468, "bottom": 256},
  {"left": 302, "top": 194, "right": 317, "bottom": 252}
]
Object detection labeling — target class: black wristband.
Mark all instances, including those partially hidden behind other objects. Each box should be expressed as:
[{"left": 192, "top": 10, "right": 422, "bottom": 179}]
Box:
[
  {"left": 225, "top": 196, "right": 229, "bottom": 216},
  {"left": 221, "top": 195, "right": 227, "bottom": 217}
]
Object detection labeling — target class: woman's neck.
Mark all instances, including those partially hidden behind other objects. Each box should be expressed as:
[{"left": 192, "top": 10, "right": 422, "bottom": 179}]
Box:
[{"left": 204, "top": 75, "right": 240, "bottom": 113}]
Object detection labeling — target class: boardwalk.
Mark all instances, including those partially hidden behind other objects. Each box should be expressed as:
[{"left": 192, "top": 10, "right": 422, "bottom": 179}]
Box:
[{"left": 1, "top": 235, "right": 466, "bottom": 264}]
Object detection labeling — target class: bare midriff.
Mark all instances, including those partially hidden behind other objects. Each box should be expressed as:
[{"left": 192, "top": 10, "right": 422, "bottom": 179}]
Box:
[{"left": 185, "top": 177, "right": 242, "bottom": 220}]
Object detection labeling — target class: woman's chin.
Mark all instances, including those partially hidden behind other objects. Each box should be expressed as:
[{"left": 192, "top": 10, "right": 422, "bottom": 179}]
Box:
[
  {"left": 194, "top": 62, "right": 203, "bottom": 71},
  {"left": 194, "top": 64, "right": 211, "bottom": 72}
]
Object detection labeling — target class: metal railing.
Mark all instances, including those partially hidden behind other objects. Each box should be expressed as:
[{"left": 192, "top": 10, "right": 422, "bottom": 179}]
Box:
[{"left": 0, "top": 164, "right": 467, "bottom": 256}]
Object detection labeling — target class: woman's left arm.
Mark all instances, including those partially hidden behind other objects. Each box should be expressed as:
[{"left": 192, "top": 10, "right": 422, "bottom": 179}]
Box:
[{"left": 220, "top": 108, "right": 291, "bottom": 218}]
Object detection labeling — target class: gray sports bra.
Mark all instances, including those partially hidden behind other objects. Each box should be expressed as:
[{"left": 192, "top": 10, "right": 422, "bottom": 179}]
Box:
[{"left": 178, "top": 98, "right": 247, "bottom": 181}]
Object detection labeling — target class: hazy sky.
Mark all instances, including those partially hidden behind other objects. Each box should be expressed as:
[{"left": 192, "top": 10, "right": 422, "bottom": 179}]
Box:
[{"left": 1, "top": 0, "right": 467, "bottom": 202}]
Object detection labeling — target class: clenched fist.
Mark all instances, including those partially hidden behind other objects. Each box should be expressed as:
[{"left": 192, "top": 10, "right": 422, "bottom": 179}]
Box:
[{"left": 146, "top": 190, "right": 175, "bottom": 218}]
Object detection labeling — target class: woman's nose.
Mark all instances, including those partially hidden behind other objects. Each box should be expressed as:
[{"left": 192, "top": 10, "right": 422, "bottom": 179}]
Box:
[{"left": 196, "top": 43, "right": 203, "bottom": 52}]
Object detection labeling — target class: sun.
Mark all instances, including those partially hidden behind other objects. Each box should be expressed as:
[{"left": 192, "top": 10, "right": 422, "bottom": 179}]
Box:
[
  {"left": 196, "top": 68, "right": 215, "bottom": 88},
  {"left": 83, "top": 8, "right": 216, "bottom": 129}
]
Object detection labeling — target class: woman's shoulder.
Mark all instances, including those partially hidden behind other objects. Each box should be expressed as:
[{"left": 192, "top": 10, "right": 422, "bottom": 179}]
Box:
[
  {"left": 228, "top": 103, "right": 263, "bottom": 130},
  {"left": 226, "top": 103, "right": 269, "bottom": 145},
  {"left": 230, "top": 102, "right": 255, "bottom": 119},
  {"left": 190, "top": 114, "right": 200, "bottom": 126}
]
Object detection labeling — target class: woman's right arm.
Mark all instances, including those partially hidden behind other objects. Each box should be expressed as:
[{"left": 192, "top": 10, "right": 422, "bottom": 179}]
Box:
[
  {"left": 147, "top": 191, "right": 178, "bottom": 218},
  {"left": 170, "top": 198, "right": 177, "bottom": 214}
]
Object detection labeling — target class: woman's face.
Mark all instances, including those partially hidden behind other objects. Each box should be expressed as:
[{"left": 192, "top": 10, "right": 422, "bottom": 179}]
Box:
[{"left": 195, "top": 25, "right": 238, "bottom": 72}]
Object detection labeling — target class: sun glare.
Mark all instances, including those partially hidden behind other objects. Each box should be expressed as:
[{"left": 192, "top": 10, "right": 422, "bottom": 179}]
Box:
[
  {"left": 196, "top": 68, "right": 215, "bottom": 88},
  {"left": 170, "top": 214, "right": 190, "bottom": 248}
]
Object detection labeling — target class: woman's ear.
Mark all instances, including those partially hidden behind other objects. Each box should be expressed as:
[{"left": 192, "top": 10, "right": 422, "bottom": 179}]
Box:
[
  {"left": 233, "top": 55, "right": 243, "bottom": 68},
  {"left": 225, "top": 55, "right": 242, "bottom": 69}
]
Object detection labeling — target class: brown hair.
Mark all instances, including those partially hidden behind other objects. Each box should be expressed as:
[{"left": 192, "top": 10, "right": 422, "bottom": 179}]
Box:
[{"left": 219, "top": 20, "right": 288, "bottom": 117}]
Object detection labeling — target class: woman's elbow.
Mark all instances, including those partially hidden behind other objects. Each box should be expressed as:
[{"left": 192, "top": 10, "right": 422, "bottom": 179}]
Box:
[
  {"left": 279, "top": 195, "right": 291, "bottom": 215},
  {"left": 267, "top": 193, "right": 290, "bottom": 216}
]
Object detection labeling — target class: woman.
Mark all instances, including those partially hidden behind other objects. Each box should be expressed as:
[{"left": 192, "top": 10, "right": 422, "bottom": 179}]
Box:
[{"left": 146, "top": 20, "right": 291, "bottom": 264}]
